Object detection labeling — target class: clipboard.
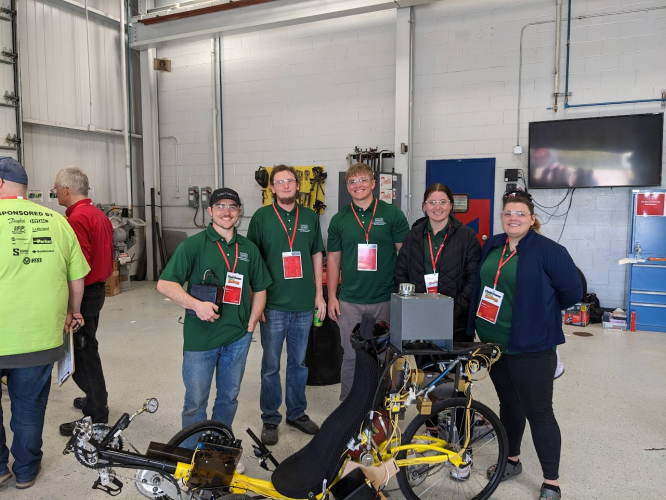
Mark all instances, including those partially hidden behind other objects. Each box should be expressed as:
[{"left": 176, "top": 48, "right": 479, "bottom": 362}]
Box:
[{"left": 58, "top": 327, "right": 75, "bottom": 386}]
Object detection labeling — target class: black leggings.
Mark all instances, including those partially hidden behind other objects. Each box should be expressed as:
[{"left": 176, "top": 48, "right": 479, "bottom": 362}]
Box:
[{"left": 489, "top": 349, "right": 560, "bottom": 480}]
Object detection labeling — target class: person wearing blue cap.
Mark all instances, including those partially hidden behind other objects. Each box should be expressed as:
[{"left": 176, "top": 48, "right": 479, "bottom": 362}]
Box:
[{"left": 0, "top": 157, "right": 90, "bottom": 489}]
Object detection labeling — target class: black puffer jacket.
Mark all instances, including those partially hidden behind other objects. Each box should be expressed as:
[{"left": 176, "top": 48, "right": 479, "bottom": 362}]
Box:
[{"left": 394, "top": 217, "right": 481, "bottom": 341}]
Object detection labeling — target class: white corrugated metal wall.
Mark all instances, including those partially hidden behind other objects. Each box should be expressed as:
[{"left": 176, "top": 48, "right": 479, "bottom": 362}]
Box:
[{"left": 18, "top": 0, "right": 142, "bottom": 213}]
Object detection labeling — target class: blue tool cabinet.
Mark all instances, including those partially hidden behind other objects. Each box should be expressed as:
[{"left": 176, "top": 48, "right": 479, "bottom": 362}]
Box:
[{"left": 626, "top": 189, "right": 666, "bottom": 333}]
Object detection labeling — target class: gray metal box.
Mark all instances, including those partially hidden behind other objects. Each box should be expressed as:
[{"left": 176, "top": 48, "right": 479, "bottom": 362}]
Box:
[{"left": 390, "top": 293, "right": 454, "bottom": 350}]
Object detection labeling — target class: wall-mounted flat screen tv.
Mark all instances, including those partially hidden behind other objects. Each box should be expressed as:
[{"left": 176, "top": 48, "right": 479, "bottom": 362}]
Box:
[{"left": 528, "top": 113, "right": 663, "bottom": 189}]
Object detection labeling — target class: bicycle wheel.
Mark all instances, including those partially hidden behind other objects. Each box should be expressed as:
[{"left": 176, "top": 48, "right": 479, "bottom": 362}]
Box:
[
  {"left": 396, "top": 397, "right": 508, "bottom": 500},
  {"left": 167, "top": 420, "right": 234, "bottom": 449}
]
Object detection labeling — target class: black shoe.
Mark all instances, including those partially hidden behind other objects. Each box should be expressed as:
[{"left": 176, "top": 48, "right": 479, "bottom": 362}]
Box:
[
  {"left": 59, "top": 420, "right": 80, "bottom": 437},
  {"left": 261, "top": 423, "right": 279, "bottom": 446},
  {"left": 286, "top": 415, "right": 319, "bottom": 435},
  {"left": 73, "top": 397, "right": 87, "bottom": 410},
  {"left": 59, "top": 418, "right": 107, "bottom": 437}
]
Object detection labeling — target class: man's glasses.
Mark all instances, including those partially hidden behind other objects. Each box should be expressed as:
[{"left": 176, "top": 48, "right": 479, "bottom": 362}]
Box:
[
  {"left": 212, "top": 203, "right": 240, "bottom": 213},
  {"left": 274, "top": 178, "right": 296, "bottom": 186},
  {"left": 347, "top": 177, "right": 372, "bottom": 185},
  {"left": 425, "top": 200, "right": 450, "bottom": 206},
  {"left": 501, "top": 210, "right": 529, "bottom": 218}
]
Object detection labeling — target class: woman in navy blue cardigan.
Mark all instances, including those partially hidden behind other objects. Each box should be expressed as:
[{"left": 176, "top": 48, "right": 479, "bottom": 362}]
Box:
[{"left": 467, "top": 191, "right": 581, "bottom": 500}]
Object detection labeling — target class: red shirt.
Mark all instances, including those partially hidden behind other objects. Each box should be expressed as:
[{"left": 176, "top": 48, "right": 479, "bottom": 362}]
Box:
[{"left": 66, "top": 199, "right": 114, "bottom": 286}]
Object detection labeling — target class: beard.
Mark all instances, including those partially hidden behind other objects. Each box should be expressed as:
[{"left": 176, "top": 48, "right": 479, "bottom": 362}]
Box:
[{"left": 276, "top": 193, "right": 298, "bottom": 205}]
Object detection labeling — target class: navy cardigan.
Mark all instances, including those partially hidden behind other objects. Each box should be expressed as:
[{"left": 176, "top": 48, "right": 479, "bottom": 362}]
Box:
[{"left": 466, "top": 230, "right": 582, "bottom": 353}]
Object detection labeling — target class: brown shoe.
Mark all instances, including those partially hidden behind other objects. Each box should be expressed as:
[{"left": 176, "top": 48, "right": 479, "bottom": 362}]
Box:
[
  {"left": 0, "top": 470, "right": 12, "bottom": 487},
  {"left": 15, "top": 465, "right": 40, "bottom": 490}
]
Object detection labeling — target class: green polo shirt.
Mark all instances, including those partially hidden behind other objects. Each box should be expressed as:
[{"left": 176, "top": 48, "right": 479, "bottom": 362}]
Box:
[
  {"left": 474, "top": 246, "right": 517, "bottom": 352},
  {"left": 159, "top": 224, "right": 272, "bottom": 352},
  {"left": 327, "top": 198, "right": 410, "bottom": 304},
  {"left": 424, "top": 219, "right": 450, "bottom": 275},
  {"left": 247, "top": 203, "right": 324, "bottom": 312}
]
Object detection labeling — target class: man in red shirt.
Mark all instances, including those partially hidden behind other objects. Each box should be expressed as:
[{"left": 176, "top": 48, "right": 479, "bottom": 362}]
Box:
[{"left": 53, "top": 166, "right": 113, "bottom": 436}]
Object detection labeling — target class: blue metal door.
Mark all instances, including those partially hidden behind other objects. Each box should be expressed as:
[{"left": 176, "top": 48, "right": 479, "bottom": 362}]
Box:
[{"left": 426, "top": 158, "right": 496, "bottom": 246}]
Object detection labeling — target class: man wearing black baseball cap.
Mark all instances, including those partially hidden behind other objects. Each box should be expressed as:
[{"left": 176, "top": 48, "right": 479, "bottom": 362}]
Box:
[
  {"left": 157, "top": 187, "right": 272, "bottom": 460},
  {"left": 0, "top": 157, "right": 90, "bottom": 488}
]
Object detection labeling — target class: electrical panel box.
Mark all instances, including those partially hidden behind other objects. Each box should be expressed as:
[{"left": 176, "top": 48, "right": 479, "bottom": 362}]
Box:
[
  {"left": 200, "top": 186, "right": 213, "bottom": 207},
  {"left": 188, "top": 187, "right": 200, "bottom": 208},
  {"left": 338, "top": 171, "right": 402, "bottom": 210},
  {"left": 504, "top": 169, "right": 519, "bottom": 182}
]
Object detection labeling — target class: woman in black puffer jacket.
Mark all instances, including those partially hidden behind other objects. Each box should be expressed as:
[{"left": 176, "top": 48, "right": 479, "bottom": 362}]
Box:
[{"left": 394, "top": 183, "right": 481, "bottom": 342}]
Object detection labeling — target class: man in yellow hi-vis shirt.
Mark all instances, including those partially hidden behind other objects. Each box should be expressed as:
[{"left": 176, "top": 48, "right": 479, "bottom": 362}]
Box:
[{"left": 0, "top": 158, "right": 89, "bottom": 490}]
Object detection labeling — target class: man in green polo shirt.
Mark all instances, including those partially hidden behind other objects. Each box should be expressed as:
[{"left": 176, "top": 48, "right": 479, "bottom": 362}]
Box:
[
  {"left": 327, "top": 163, "right": 410, "bottom": 400},
  {"left": 157, "top": 188, "right": 272, "bottom": 444},
  {"left": 247, "top": 165, "right": 325, "bottom": 446}
]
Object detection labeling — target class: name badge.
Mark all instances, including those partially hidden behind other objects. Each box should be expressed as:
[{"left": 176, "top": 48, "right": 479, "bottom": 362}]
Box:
[
  {"left": 357, "top": 244, "right": 378, "bottom": 271},
  {"left": 424, "top": 273, "right": 439, "bottom": 294},
  {"left": 282, "top": 251, "right": 303, "bottom": 279},
  {"left": 476, "top": 286, "right": 504, "bottom": 324},
  {"left": 222, "top": 272, "right": 243, "bottom": 305}
]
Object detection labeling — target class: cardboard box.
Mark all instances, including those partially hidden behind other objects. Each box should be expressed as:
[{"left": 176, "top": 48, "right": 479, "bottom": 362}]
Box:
[
  {"left": 105, "top": 260, "right": 121, "bottom": 297},
  {"left": 564, "top": 302, "right": 591, "bottom": 326}
]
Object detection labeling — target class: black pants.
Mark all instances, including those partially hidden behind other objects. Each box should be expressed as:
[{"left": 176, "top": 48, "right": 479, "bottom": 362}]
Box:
[
  {"left": 71, "top": 283, "right": 108, "bottom": 423},
  {"left": 489, "top": 348, "right": 560, "bottom": 480}
]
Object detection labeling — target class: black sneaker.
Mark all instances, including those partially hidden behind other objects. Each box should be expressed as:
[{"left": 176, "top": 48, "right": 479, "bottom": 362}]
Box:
[
  {"left": 261, "top": 423, "right": 279, "bottom": 445},
  {"left": 285, "top": 415, "right": 319, "bottom": 435},
  {"left": 59, "top": 418, "right": 108, "bottom": 437},
  {"left": 73, "top": 397, "right": 87, "bottom": 410},
  {"left": 59, "top": 420, "right": 80, "bottom": 437}
]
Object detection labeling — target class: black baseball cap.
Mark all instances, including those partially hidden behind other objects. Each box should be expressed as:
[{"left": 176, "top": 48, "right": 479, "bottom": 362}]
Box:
[
  {"left": 0, "top": 157, "right": 28, "bottom": 185},
  {"left": 210, "top": 187, "right": 242, "bottom": 207}
]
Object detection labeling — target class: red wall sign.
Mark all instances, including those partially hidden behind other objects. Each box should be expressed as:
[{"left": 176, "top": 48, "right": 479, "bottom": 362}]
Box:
[{"left": 636, "top": 193, "right": 666, "bottom": 217}]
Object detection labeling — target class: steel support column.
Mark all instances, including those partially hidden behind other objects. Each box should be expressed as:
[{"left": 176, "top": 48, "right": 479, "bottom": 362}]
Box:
[
  {"left": 394, "top": 7, "right": 413, "bottom": 218},
  {"left": 140, "top": 48, "right": 161, "bottom": 280}
]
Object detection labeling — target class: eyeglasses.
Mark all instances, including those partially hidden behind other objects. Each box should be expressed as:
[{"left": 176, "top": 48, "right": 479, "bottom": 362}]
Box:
[
  {"left": 274, "top": 178, "right": 296, "bottom": 186},
  {"left": 347, "top": 177, "right": 372, "bottom": 185},
  {"left": 49, "top": 186, "right": 60, "bottom": 195},
  {"left": 501, "top": 210, "right": 530, "bottom": 218},
  {"left": 212, "top": 203, "right": 240, "bottom": 212},
  {"left": 425, "top": 200, "right": 450, "bottom": 207}
]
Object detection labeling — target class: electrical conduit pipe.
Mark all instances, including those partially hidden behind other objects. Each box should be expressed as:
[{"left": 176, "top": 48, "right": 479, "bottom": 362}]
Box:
[{"left": 120, "top": 0, "right": 132, "bottom": 210}]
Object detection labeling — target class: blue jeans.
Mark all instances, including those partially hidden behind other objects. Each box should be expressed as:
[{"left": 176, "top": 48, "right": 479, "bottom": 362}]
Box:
[
  {"left": 181, "top": 332, "right": 253, "bottom": 435},
  {"left": 0, "top": 364, "right": 52, "bottom": 482},
  {"left": 260, "top": 309, "right": 312, "bottom": 424}
]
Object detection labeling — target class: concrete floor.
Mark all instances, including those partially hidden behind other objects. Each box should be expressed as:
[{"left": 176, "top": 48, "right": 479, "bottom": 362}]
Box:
[{"left": 2, "top": 281, "right": 665, "bottom": 499}]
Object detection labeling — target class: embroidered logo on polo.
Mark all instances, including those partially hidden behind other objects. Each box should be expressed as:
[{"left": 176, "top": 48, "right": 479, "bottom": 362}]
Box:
[
  {"left": 239, "top": 252, "right": 249, "bottom": 262},
  {"left": 298, "top": 224, "right": 310, "bottom": 233},
  {"left": 373, "top": 218, "right": 386, "bottom": 226}
]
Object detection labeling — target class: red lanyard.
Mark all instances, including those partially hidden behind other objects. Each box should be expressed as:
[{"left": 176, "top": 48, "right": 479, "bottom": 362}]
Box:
[
  {"left": 272, "top": 203, "right": 299, "bottom": 252},
  {"left": 215, "top": 241, "right": 238, "bottom": 274},
  {"left": 494, "top": 241, "right": 517, "bottom": 288},
  {"left": 427, "top": 232, "right": 448, "bottom": 271},
  {"left": 351, "top": 198, "right": 378, "bottom": 244}
]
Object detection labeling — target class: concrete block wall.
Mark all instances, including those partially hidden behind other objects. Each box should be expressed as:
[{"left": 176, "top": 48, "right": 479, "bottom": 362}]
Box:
[
  {"left": 412, "top": 0, "right": 666, "bottom": 308},
  {"left": 156, "top": 0, "right": 666, "bottom": 309},
  {"left": 156, "top": 11, "right": 397, "bottom": 235}
]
